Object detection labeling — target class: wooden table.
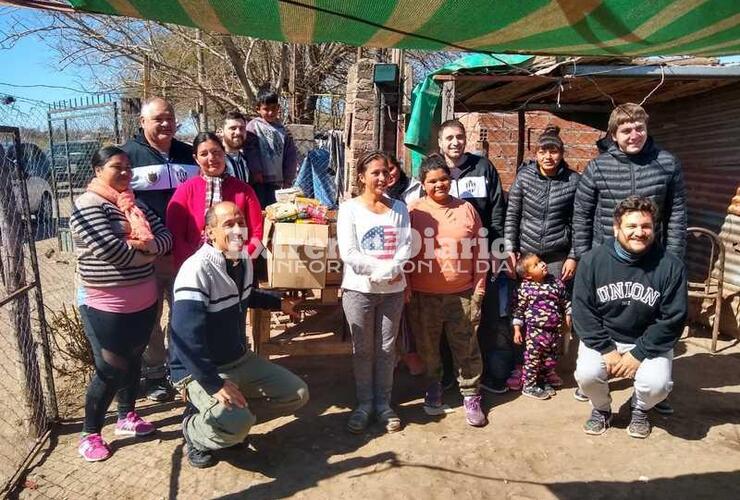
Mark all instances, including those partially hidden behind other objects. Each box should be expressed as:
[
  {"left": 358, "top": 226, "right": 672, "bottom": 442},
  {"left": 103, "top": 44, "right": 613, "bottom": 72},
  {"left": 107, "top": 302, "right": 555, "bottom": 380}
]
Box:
[{"left": 249, "top": 285, "right": 352, "bottom": 357}]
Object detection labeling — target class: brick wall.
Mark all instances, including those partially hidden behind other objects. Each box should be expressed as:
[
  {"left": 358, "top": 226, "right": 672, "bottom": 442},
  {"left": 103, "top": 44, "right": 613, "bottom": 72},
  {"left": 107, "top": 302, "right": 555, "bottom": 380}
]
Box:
[{"left": 458, "top": 112, "right": 603, "bottom": 191}]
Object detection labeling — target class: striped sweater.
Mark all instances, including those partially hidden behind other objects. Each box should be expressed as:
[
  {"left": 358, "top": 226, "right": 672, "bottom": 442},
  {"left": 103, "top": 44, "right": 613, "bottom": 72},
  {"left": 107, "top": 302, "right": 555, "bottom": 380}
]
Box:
[{"left": 70, "top": 191, "right": 173, "bottom": 287}]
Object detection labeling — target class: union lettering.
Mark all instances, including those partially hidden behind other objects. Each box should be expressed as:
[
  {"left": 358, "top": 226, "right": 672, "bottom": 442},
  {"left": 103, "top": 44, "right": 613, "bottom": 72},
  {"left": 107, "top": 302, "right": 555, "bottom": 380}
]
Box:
[{"left": 596, "top": 281, "right": 661, "bottom": 307}]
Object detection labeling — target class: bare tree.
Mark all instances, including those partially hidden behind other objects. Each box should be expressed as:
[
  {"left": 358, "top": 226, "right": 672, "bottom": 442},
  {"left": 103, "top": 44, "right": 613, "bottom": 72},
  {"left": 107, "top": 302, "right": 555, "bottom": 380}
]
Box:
[{"left": 1, "top": 9, "right": 355, "bottom": 125}]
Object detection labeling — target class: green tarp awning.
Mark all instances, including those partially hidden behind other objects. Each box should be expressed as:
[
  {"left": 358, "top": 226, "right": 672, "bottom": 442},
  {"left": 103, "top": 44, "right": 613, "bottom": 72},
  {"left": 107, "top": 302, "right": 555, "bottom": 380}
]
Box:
[
  {"left": 68, "top": 0, "right": 740, "bottom": 57},
  {"left": 404, "top": 53, "right": 534, "bottom": 175}
]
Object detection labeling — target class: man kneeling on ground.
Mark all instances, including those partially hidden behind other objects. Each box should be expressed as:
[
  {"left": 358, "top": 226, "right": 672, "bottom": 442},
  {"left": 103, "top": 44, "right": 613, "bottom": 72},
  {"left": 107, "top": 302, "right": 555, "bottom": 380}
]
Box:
[
  {"left": 573, "top": 196, "right": 687, "bottom": 439},
  {"left": 170, "top": 201, "right": 309, "bottom": 468}
]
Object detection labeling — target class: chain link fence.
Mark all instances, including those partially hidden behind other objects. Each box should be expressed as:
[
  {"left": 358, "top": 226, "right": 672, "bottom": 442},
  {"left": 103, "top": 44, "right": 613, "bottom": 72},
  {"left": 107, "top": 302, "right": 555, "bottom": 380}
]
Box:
[
  {"left": 0, "top": 92, "right": 344, "bottom": 494},
  {"left": 47, "top": 96, "right": 125, "bottom": 253},
  {"left": 0, "top": 96, "right": 127, "bottom": 494},
  {"left": 0, "top": 125, "right": 57, "bottom": 495}
]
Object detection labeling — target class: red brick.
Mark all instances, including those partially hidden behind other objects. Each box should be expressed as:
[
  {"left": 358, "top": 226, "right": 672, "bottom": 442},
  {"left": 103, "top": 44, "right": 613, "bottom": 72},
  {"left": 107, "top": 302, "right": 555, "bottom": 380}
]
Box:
[{"left": 489, "top": 129, "right": 514, "bottom": 143}]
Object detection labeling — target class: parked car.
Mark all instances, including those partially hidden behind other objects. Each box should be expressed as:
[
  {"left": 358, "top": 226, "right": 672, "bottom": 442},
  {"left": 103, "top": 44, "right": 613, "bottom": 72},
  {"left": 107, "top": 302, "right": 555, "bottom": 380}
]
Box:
[
  {"left": 1, "top": 142, "right": 55, "bottom": 238},
  {"left": 48, "top": 139, "right": 100, "bottom": 187}
]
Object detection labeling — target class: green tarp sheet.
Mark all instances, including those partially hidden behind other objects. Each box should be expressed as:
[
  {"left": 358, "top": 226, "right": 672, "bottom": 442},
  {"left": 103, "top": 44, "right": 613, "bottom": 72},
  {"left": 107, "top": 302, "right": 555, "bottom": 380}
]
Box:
[
  {"left": 404, "top": 53, "right": 534, "bottom": 175},
  {"left": 68, "top": 1, "right": 740, "bottom": 57}
]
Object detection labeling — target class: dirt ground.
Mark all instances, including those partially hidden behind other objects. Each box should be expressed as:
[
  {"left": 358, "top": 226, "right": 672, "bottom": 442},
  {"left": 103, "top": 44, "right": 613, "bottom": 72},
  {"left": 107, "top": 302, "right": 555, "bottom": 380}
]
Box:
[{"left": 11, "top": 328, "right": 740, "bottom": 500}]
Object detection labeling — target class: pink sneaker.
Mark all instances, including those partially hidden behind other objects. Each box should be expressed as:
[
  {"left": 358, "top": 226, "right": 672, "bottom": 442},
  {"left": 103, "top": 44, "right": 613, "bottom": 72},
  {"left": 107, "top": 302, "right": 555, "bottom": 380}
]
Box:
[
  {"left": 78, "top": 434, "right": 111, "bottom": 462},
  {"left": 506, "top": 366, "right": 523, "bottom": 391},
  {"left": 115, "top": 411, "right": 155, "bottom": 437},
  {"left": 546, "top": 370, "right": 563, "bottom": 387}
]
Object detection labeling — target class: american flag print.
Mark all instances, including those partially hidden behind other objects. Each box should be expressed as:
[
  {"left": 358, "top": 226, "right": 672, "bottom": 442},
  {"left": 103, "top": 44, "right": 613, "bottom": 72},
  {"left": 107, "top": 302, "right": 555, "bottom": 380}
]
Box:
[{"left": 361, "top": 225, "right": 397, "bottom": 260}]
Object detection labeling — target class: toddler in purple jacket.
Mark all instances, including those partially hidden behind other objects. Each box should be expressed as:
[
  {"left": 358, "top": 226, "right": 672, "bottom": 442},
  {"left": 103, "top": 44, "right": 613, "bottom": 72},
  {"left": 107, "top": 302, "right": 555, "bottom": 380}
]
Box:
[{"left": 512, "top": 254, "right": 571, "bottom": 400}]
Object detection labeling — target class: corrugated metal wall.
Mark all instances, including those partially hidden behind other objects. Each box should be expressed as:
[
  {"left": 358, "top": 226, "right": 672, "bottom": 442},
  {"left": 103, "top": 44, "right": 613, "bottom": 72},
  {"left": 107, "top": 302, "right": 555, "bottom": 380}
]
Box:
[{"left": 650, "top": 83, "right": 740, "bottom": 339}]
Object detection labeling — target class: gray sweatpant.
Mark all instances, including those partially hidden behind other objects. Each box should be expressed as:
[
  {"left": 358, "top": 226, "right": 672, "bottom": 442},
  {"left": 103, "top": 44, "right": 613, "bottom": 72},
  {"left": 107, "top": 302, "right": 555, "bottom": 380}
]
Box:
[
  {"left": 575, "top": 341, "right": 673, "bottom": 412},
  {"left": 342, "top": 290, "right": 404, "bottom": 412}
]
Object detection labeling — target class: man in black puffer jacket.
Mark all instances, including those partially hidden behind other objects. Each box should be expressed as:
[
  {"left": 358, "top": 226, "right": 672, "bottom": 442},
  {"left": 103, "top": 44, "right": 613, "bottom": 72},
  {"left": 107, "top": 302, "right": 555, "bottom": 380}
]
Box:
[{"left": 573, "top": 103, "right": 687, "bottom": 260}]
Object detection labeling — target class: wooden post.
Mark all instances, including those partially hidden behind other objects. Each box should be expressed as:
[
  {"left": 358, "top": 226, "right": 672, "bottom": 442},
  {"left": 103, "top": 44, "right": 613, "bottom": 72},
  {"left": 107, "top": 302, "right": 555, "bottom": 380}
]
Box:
[
  {"left": 289, "top": 44, "right": 298, "bottom": 123},
  {"left": 249, "top": 308, "right": 271, "bottom": 356},
  {"left": 195, "top": 29, "right": 208, "bottom": 131},
  {"left": 516, "top": 110, "right": 525, "bottom": 168},
  {"left": 143, "top": 55, "right": 151, "bottom": 99}
]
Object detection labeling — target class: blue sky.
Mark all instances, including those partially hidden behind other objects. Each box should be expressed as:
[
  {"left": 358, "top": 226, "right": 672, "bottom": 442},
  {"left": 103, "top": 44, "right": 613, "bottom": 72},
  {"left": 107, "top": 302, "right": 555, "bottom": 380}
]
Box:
[{"left": 0, "top": 6, "right": 96, "bottom": 108}]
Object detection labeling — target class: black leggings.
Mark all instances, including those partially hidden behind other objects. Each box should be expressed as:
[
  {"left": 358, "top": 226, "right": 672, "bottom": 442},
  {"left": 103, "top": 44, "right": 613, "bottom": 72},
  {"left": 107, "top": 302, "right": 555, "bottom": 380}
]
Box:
[{"left": 80, "top": 303, "right": 156, "bottom": 434}]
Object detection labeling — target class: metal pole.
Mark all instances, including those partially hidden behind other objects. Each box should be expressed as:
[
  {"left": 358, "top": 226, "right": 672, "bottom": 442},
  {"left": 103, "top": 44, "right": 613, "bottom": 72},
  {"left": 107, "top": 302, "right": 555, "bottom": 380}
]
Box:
[
  {"left": 62, "top": 119, "right": 73, "bottom": 204},
  {"left": 374, "top": 84, "right": 381, "bottom": 151},
  {"left": 46, "top": 113, "right": 62, "bottom": 252},
  {"left": 113, "top": 101, "right": 121, "bottom": 144},
  {"left": 396, "top": 49, "right": 405, "bottom": 163},
  {"left": 379, "top": 91, "right": 386, "bottom": 152}
]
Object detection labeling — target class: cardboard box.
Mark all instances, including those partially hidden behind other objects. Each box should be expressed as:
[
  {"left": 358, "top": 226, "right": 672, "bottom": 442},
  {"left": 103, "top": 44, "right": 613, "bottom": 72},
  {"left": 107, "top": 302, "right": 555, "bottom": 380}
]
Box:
[
  {"left": 262, "top": 220, "right": 330, "bottom": 289},
  {"left": 325, "top": 222, "right": 343, "bottom": 285}
]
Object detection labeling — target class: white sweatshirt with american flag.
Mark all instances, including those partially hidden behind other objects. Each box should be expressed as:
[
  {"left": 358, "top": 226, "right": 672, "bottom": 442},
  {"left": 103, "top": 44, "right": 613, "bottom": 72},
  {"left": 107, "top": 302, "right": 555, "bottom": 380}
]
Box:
[{"left": 337, "top": 196, "right": 411, "bottom": 294}]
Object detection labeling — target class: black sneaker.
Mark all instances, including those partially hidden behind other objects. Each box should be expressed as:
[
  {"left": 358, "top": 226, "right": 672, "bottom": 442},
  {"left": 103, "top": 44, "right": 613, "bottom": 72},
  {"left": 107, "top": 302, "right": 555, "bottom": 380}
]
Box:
[
  {"left": 145, "top": 377, "right": 175, "bottom": 402},
  {"left": 653, "top": 399, "right": 674, "bottom": 415},
  {"left": 543, "top": 384, "right": 556, "bottom": 397},
  {"left": 480, "top": 379, "right": 509, "bottom": 394},
  {"left": 627, "top": 409, "right": 651, "bottom": 439},
  {"left": 522, "top": 385, "right": 550, "bottom": 400},
  {"left": 573, "top": 388, "right": 589, "bottom": 402},
  {"left": 182, "top": 413, "right": 215, "bottom": 468},
  {"left": 583, "top": 408, "right": 612, "bottom": 435}
]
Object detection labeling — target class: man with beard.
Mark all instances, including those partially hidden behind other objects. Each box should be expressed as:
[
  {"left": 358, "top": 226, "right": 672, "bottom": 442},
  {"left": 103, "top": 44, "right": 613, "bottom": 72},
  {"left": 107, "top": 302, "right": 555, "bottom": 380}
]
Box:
[
  {"left": 573, "top": 196, "right": 687, "bottom": 439},
  {"left": 221, "top": 110, "right": 251, "bottom": 184},
  {"left": 572, "top": 102, "right": 687, "bottom": 413}
]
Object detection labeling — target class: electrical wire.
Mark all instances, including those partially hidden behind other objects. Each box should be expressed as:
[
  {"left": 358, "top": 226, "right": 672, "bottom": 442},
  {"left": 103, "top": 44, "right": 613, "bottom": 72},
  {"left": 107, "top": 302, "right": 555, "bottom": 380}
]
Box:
[
  {"left": 639, "top": 64, "right": 666, "bottom": 106},
  {"left": 0, "top": 81, "right": 92, "bottom": 93}
]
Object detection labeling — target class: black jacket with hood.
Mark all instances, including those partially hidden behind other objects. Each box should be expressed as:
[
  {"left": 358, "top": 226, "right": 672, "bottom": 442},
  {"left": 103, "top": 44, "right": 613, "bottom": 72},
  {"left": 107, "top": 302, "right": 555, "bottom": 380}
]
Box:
[
  {"left": 504, "top": 159, "right": 580, "bottom": 258},
  {"left": 121, "top": 131, "right": 198, "bottom": 224},
  {"left": 572, "top": 137, "right": 687, "bottom": 259},
  {"left": 451, "top": 153, "right": 506, "bottom": 247}
]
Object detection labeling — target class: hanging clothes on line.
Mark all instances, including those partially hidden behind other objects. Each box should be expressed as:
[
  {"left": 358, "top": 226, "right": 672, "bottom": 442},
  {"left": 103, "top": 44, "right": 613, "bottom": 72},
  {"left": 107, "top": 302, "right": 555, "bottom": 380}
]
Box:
[{"left": 293, "top": 130, "right": 344, "bottom": 209}]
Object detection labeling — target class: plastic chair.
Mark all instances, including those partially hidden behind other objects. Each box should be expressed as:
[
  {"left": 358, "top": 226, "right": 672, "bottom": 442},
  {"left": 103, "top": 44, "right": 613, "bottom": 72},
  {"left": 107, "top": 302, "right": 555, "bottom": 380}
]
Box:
[{"left": 686, "top": 227, "right": 726, "bottom": 353}]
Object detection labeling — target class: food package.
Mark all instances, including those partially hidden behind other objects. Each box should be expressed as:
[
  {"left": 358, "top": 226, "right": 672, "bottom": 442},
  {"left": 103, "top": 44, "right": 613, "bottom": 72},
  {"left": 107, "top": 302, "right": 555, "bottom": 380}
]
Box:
[
  {"left": 265, "top": 202, "right": 299, "bottom": 222},
  {"left": 275, "top": 187, "right": 304, "bottom": 203}
]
